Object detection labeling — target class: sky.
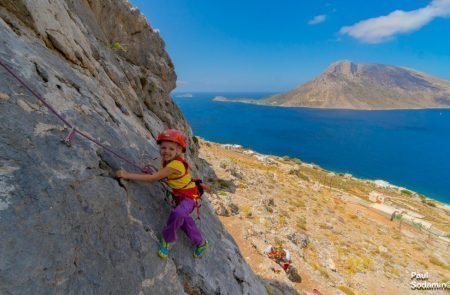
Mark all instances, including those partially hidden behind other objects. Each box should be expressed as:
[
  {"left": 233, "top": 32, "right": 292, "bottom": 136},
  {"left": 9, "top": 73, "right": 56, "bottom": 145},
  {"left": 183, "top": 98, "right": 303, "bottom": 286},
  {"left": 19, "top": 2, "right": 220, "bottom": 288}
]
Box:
[{"left": 130, "top": 0, "right": 450, "bottom": 92}]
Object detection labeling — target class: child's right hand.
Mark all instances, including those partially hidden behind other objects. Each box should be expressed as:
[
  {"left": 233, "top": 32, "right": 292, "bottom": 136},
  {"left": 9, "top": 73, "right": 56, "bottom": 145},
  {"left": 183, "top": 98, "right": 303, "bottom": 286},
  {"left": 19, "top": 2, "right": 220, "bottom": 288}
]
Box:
[{"left": 116, "top": 169, "right": 128, "bottom": 179}]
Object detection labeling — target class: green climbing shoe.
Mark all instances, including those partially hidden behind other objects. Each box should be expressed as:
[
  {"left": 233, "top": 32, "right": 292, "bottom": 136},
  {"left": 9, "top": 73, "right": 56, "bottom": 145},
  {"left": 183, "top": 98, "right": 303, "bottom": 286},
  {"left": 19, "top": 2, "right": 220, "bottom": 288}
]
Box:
[
  {"left": 193, "top": 240, "right": 209, "bottom": 258},
  {"left": 158, "top": 238, "right": 170, "bottom": 259}
]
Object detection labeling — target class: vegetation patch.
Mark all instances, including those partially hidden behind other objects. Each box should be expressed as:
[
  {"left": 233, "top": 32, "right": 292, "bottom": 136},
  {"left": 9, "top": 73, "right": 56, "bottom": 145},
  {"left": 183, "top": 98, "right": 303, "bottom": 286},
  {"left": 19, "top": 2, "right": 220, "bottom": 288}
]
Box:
[
  {"left": 337, "top": 286, "right": 355, "bottom": 295},
  {"left": 110, "top": 41, "right": 127, "bottom": 52},
  {"left": 311, "top": 262, "right": 330, "bottom": 279},
  {"left": 429, "top": 256, "right": 449, "bottom": 269},
  {"left": 400, "top": 189, "right": 412, "bottom": 196},
  {"left": 217, "top": 179, "right": 230, "bottom": 189},
  {"left": 278, "top": 215, "right": 287, "bottom": 228},
  {"left": 288, "top": 169, "right": 310, "bottom": 181},
  {"left": 296, "top": 218, "right": 307, "bottom": 231},
  {"left": 240, "top": 205, "right": 253, "bottom": 218},
  {"left": 343, "top": 256, "right": 373, "bottom": 276}
]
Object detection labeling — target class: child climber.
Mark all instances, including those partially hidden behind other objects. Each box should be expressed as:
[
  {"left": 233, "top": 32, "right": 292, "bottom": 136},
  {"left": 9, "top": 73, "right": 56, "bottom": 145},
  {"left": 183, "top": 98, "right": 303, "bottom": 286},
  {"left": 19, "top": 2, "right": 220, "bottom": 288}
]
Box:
[{"left": 115, "top": 129, "right": 208, "bottom": 259}]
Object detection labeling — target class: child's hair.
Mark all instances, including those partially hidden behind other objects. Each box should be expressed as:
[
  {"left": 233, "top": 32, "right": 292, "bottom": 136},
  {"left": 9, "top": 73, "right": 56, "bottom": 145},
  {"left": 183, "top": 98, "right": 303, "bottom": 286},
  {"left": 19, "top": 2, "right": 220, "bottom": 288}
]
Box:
[{"left": 156, "top": 129, "right": 187, "bottom": 152}]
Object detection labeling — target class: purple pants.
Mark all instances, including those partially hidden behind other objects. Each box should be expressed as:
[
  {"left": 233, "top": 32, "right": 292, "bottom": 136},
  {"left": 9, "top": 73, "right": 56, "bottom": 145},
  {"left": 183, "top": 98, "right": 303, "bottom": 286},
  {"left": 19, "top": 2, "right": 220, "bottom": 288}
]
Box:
[{"left": 162, "top": 198, "right": 204, "bottom": 247}]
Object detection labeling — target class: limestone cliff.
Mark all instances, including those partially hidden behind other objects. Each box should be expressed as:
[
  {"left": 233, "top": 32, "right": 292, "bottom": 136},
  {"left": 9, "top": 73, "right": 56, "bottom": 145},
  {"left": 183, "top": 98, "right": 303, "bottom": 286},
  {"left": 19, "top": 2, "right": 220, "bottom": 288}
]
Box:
[
  {"left": 262, "top": 60, "right": 450, "bottom": 110},
  {"left": 0, "top": 1, "right": 271, "bottom": 294}
]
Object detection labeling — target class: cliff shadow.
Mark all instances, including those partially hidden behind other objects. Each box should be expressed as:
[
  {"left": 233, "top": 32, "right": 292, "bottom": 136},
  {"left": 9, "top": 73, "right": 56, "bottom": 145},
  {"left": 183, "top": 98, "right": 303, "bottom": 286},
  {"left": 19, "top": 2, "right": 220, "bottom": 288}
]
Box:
[{"left": 258, "top": 275, "right": 302, "bottom": 295}]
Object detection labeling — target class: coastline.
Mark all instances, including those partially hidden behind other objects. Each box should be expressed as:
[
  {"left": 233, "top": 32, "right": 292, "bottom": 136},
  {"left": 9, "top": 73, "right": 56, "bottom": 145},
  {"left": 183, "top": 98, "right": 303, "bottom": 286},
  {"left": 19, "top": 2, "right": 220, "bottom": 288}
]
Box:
[
  {"left": 201, "top": 138, "right": 450, "bottom": 221},
  {"left": 213, "top": 96, "right": 450, "bottom": 111},
  {"left": 201, "top": 138, "right": 449, "bottom": 206}
]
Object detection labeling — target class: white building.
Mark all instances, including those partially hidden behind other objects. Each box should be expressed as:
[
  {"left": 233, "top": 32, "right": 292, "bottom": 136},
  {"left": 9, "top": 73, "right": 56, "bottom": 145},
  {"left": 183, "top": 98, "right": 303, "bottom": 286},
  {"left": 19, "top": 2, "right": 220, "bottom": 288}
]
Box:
[{"left": 369, "top": 191, "right": 385, "bottom": 204}]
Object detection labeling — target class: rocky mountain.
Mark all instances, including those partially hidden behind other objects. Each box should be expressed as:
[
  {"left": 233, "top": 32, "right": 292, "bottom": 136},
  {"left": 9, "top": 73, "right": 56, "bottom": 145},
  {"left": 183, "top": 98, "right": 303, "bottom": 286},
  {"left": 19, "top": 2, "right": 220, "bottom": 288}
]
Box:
[
  {"left": 261, "top": 60, "right": 450, "bottom": 110},
  {"left": 0, "top": 1, "right": 278, "bottom": 294}
]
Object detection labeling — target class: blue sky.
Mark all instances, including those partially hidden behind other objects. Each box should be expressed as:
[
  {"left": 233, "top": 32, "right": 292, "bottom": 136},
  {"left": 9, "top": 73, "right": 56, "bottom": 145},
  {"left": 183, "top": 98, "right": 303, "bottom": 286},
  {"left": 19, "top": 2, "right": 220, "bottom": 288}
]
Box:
[{"left": 130, "top": 0, "right": 450, "bottom": 92}]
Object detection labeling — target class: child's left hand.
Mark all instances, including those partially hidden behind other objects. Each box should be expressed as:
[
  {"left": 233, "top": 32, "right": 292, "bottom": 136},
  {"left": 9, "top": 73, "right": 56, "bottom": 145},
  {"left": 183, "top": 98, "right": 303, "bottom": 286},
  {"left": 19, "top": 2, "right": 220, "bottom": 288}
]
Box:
[{"left": 116, "top": 169, "right": 128, "bottom": 179}]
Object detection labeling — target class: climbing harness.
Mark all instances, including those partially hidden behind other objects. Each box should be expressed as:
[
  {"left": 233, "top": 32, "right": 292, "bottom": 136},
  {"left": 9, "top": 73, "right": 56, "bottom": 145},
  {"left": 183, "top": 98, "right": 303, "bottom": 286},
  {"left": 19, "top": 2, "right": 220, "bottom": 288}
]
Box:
[{"left": 162, "top": 156, "right": 209, "bottom": 219}]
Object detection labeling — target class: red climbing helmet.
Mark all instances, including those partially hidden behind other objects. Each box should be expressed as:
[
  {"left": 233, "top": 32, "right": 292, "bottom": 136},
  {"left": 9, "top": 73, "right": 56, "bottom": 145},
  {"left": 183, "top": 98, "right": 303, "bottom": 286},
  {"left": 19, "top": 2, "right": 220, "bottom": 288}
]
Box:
[{"left": 157, "top": 129, "right": 187, "bottom": 152}]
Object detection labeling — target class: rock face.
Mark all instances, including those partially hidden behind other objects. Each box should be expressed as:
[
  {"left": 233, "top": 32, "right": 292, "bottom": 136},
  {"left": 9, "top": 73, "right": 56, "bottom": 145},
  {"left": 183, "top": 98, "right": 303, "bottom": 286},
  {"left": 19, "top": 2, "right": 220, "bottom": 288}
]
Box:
[
  {"left": 0, "top": 1, "right": 267, "bottom": 294},
  {"left": 262, "top": 60, "right": 450, "bottom": 110}
]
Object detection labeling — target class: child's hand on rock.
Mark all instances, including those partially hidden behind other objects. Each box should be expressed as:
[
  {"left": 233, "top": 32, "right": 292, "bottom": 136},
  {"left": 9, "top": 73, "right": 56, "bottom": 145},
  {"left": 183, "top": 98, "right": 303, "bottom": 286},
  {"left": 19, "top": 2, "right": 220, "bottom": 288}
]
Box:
[{"left": 116, "top": 169, "right": 128, "bottom": 179}]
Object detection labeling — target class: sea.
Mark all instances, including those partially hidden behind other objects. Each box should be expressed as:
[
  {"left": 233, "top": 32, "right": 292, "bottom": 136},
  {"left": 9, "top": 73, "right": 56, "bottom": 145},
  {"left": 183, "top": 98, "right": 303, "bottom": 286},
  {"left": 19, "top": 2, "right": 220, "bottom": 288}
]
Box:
[{"left": 173, "top": 92, "right": 450, "bottom": 204}]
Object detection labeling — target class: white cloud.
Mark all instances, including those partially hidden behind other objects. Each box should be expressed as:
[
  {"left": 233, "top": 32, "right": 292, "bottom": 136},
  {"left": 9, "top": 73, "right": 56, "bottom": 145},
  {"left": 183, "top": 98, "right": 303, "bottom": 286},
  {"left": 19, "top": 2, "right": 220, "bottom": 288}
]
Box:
[
  {"left": 340, "top": 0, "right": 450, "bottom": 43},
  {"left": 308, "top": 14, "right": 327, "bottom": 25}
]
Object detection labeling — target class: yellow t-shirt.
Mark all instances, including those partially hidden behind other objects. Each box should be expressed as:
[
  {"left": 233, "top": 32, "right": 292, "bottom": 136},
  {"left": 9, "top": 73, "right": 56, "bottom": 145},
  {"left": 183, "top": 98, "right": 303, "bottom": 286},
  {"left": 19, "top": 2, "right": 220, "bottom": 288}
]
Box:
[{"left": 165, "top": 159, "right": 196, "bottom": 190}]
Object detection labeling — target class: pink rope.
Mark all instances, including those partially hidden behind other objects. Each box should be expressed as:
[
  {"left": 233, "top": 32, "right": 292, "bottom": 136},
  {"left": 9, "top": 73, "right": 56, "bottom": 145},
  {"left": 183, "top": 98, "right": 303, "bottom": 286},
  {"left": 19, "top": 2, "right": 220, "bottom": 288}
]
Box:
[{"left": 0, "top": 58, "right": 156, "bottom": 174}]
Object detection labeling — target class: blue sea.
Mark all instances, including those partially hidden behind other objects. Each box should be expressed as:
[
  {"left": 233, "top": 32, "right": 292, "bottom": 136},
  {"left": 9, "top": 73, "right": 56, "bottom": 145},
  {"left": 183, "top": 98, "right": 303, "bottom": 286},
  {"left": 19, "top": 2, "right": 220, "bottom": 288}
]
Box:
[{"left": 174, "top": 92, "right": 450, "bottom": 204}]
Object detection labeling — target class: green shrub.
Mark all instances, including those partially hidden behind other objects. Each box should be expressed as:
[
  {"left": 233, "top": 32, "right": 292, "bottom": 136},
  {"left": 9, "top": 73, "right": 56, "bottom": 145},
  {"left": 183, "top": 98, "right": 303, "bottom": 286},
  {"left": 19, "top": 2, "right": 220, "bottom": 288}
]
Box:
[
  {"left": 299, "top": 173, "right": 310, "bottom": 182},
  {"left": 429, "top": 256, "right": 449, "bottom": 269},
  {"left": 218, "top": 179, "right": 229, "bottom": 188},
  {"left": 111, "top": 42, "right": 127, "bottom": 52},
  {"left": 292, "top": 158, "right": 302, "bottom": 165},
  {"left": 401, "top": 189, "right": 412, "bottom": 196},
  {"left": 288, "top": 169, "right": 310, "bottom": 181},
  {"left": 192, "top": 136, "right": 199, "bottom": 145},
  {"left": 240, "top": 206, "right": 252, "bottom": 218},
  {"left": 344, "top": 256, "right": 373, "bottom": 275},
  {"left": 412, "top": 222, "right": 423, "bottom": 230},
  {"left": 296, "top": 218, "right": 307, "bottom": 230},
  {"left": 426, "top": 201, "right": 436, "bottom": 207},
  {"left": 311, "top": 263, "right": 329, "bottom": 279},
  {"left": 337, "top": 286, "right": 355, "bottom": 295}
]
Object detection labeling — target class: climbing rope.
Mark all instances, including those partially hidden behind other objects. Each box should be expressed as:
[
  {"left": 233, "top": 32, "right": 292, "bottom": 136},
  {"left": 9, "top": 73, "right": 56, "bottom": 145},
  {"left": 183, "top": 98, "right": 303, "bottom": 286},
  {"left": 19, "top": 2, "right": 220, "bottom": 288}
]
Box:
[{"left": 0, "top": 58, "right": 169, "bottom": 189}]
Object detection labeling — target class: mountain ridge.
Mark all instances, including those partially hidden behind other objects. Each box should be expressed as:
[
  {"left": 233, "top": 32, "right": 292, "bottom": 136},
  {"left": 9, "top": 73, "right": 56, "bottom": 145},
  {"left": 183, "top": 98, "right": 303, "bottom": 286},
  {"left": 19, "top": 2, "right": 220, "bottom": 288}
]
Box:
[
  {"left": 216, "top": 60, "right": 450, "bottom": 110},
  {"left": 262, "top": 60, "right": 450, "bottom": 110}
]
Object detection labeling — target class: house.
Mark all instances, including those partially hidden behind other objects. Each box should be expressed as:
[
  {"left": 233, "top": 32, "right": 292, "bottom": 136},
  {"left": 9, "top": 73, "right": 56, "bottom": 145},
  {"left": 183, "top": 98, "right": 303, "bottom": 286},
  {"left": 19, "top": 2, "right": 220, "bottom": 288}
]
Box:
[{"left": 369, "top": 191, "right": 385, "bottom": 204}]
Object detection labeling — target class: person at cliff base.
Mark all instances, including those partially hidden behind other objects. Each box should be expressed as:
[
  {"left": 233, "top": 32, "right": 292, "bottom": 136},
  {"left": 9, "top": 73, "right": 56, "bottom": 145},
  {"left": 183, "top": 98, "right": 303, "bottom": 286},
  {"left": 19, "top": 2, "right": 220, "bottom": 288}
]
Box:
[
  {"left": 265, "top": 241, "right": 291, "bottom": 272},
  {"left": 116, "top": 129, "right": 209, "bottom": 259}
]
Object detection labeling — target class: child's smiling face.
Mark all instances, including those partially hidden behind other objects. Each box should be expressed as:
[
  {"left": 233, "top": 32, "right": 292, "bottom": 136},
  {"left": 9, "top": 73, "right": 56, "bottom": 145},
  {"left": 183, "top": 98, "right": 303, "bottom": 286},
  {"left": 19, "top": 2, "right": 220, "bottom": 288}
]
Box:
[{"left": 160, "top": 141, "right": 182, "bottom": 161}]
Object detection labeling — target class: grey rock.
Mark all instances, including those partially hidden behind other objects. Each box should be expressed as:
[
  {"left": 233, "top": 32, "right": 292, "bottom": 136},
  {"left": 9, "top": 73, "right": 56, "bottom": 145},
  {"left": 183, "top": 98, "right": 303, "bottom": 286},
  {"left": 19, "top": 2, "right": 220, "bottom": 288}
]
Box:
[
  {"left": 0, "top": 1, "right": 267, "bottom": 294},
  {"left": 287, "top": 232, "right": 309, "bottom": 248},
  {"left": 213, "top": 201, "right": 230, "bottom": 217},
  {"left": 229, "top": 202, "right": 240, "bottom": 215},
  {"left": 263, "top": 197, "right": 275, "bottom": 207},
  {"left": 229, "top": 167, "right": 243, "bottom": 179},
  {"left": 287, "top": 266, "right": 302, "bottom": 283}
]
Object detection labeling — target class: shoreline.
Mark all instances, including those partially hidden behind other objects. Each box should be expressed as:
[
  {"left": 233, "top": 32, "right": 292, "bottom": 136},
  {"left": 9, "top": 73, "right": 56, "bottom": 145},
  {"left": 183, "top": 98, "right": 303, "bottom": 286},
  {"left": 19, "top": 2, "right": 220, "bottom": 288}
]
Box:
[
  {"left": 213, "top": 96, "right": 450, "bottom": 111},
  {"left": 202, "top": 139, "right": 450, "bottom": 209}
]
